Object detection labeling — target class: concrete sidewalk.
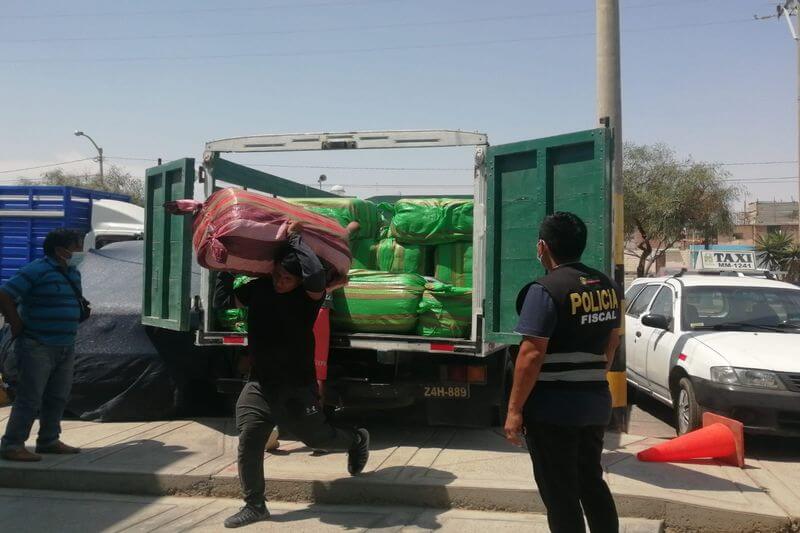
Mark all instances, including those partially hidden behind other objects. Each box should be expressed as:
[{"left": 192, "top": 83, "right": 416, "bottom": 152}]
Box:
[
  {"left": 0, "top": 488, "right": 664, "bottom": 532},
  {"left": 0, "top": 407, "right": 797, "bottom": 532}
]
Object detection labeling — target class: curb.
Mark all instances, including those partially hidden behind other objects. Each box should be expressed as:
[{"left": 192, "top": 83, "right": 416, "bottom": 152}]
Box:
[{"left": 0, "top": 466, "right": 792, "bottom": 532}]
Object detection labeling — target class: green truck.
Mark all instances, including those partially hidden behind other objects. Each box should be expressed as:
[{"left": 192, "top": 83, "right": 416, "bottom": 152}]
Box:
[{"left": 142, "top": 128, "right": 612, "bottom": 426}]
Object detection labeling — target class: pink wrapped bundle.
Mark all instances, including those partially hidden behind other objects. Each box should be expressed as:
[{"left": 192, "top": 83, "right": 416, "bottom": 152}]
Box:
[{"left": 165, "top": 188, "right": 352, "bottom": 287}]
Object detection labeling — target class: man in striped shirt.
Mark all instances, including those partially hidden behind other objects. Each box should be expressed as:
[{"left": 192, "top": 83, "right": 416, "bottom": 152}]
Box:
[{"left": 0, "top": 229, "right": 85, "bottom": 462}]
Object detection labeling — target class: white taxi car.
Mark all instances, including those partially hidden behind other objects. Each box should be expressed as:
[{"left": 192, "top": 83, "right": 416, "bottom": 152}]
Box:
[{"left": 625, "top": 274, "right": 800, "bottom": 436}]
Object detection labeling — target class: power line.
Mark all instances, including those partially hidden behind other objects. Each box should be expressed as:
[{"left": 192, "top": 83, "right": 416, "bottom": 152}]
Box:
[
  {"left": 4, "top": 2, "right": 718, "bottom": 45},
  {"left": 1, "top": 0, "right": 716, "bottom": 22},
  {"left": 718, "top": 160, "right": 798, "bottom": 166},
  {"left": 106, "top": 156, "right": 159, "bottom": 162},
  {"left": 0, "top": 12, "right": 589, "bottom": 44},
  {"left": 250, "top": 163, "right": 471, "bottom": 171},
  {"left": 0, "top": 158, "right": 94, "bottom": 174},
  {"left": 0, "top": 18, "right": 754, "bottom": 65},
  {"left": 5, "top": 156, "right": 799, "bottom": 179},
  {"left": 2, "top": 0, "right": 404, "bottom": 20},
  {"left": 305, "top": 183, "right": 473, "bottom": 189},
  {"left": 724, "top": 176, "right": 800, "bottom": 182}
]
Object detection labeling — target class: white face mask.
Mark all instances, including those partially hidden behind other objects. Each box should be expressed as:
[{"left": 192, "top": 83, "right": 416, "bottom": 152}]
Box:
[
  {"left": 67, "top": 252, "right": 86, "bottom": 268},
  {"left": 537, "top": 240, "right": 545, "bottom": 265}
]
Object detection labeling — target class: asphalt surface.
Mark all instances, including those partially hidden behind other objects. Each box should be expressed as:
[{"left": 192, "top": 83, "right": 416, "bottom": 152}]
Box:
[{"left": 628, "top": 390, "right": 800, "bottom": 461}]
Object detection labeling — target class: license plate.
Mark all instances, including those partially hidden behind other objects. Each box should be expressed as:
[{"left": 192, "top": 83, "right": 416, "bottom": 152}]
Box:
[{"left": 423, "top": 385, "right": 470, "bottom": 399}]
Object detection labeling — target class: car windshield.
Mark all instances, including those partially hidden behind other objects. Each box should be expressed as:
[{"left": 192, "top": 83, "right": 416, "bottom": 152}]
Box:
[{"left": 682, "top": 286, "right": 800, "bottom": 332}]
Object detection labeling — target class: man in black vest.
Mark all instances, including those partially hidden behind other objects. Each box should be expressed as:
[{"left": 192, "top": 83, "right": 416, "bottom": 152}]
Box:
[{"left": 504, "top": 212, "right": 621, "bottom": 533}]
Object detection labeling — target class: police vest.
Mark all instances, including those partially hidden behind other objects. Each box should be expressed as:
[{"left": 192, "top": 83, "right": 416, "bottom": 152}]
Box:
[{"left": 516, "top": 263, "right": 620, "bottom": 389}]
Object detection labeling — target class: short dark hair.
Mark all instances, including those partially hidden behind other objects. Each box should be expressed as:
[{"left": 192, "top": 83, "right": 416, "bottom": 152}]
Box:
[
  {"left": 43, "top": 229, "right": 82, "bottom": 257},
  {"left": 274, "top": 243, "right": 302, "bottom": 278},
  {"left": 538, "top": 212, "right": 587, "bottom": 263}
]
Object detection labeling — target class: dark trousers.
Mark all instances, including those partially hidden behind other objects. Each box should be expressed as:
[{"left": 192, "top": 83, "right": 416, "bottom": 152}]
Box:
[
  {"left": 236, "top": 381, "right": 357, "bottom": 507},
  {"left": 525, "top": 422, "right": 619, "bottom": 533}
]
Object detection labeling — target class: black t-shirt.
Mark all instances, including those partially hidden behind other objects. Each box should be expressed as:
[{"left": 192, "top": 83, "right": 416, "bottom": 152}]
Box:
[{"left": 235, "top": 277, "right": 323, "bottom": 387}]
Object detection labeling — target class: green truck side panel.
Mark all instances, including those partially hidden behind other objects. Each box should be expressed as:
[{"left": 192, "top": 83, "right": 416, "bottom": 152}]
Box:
[
  {"left": 142, "top": 158, "right": 195, "bottom": 331},
  {"left": 484, "top": 129, "right": 612, "bottom": 344},
  {"left": 209, "top": 158, "right": 337, "bottom": 198}
]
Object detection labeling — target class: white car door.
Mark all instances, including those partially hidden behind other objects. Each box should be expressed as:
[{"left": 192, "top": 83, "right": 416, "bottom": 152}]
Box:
[
  {"left": 644, "top": 286, "right": 678, "bottom": 401},
  {"left": 624, "top": 284, "right": 661, "bottom": 387}
]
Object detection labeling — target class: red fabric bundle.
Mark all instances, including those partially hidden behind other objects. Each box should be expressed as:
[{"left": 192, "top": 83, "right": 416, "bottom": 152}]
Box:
[{"left": 165, "top": 188, "right": 352, "bottom": 288}]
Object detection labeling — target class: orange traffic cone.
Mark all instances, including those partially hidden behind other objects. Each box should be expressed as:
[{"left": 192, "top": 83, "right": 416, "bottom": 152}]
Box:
[{"left": 637, "top": 413, "right": 744, "bottom": 467}]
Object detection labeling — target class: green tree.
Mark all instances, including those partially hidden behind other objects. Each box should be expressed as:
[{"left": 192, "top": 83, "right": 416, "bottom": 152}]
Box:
[
  {"left": 755, "top": 231, "right": 800, "bottom": 281},
  {"left": 30, "top": 164, "right": 144, "bottom": 206},
  {"left": 624, "top": 143, "right": 739, "bottom": 277}
]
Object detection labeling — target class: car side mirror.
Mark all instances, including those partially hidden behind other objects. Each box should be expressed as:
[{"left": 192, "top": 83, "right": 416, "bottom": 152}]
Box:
[{"left": 641, "top": 313, "right": 670, "bottom": 330}]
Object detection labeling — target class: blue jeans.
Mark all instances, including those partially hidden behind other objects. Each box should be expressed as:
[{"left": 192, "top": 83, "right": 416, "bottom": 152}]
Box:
[{"left": 0, "top": 338, "right": 75, "bottom": 451}]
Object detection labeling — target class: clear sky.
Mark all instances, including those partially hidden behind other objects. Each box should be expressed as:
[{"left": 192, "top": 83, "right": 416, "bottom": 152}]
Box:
[{"left": 1, "top": 0, "right": 798, "bottom": 204}]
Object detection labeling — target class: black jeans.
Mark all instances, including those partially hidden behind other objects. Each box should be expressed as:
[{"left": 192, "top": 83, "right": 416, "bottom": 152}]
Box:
[
  {"left": 236, "top": 381, "right": 357, "bottom": 507},
  {"left": 525, "top": 422, "right": 619, "bottom": 533}
]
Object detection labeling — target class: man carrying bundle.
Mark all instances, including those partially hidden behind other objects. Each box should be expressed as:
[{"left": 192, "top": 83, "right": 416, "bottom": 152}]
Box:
[{"left": 214, "top": 221, "right": 369, "bottom": 529}]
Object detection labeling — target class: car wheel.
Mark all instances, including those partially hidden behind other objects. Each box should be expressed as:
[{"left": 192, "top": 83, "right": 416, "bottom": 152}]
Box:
[{"left": 675, "top": 377, "right": 702, "bottom": 436}]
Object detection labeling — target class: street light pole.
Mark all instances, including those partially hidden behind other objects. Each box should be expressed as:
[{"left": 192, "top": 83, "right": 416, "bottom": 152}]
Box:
[{"left": 74, "top": 130, "right": 104, "bottom": 184}]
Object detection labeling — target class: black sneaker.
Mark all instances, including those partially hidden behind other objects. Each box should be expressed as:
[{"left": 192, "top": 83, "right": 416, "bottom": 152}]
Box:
[
  {"left": 347, "top": 428, "right": 370, "bottom": 476},
  {"left": 224, "top": 504, "right": 270, "bottom": 528}
]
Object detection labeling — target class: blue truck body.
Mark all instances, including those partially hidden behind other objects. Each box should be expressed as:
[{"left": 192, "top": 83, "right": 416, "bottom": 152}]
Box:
[{"left": 0, "top": 186, "right": 130, "bottom": 283}]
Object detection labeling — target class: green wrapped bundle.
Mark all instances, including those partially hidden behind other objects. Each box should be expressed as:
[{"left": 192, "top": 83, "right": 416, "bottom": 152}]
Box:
[
  {"left": 286, "top": 197, "right": 379, "bottom": 239},
  {"left": 390, "top": 199, "right": 473, "bottom": 245},
  {"left": 350, "top": 238, "right": 377, "bottom": 270},
  {"left": 435, "top": 242, "right": 473, "bottom": 287},
  {"left": 376, "top": 237, "right": 429, "bottom": 274},
  {"left": 233, "top": 275, "right": 256, "bottom": 291},
  {"left": 216, "top": 275, "right": 255, "bottom": 332},
  {"left": 216, "top": 308, "right": 248, "bottom": 332},
  {"left": 331, "top": 270, "right": 426, "bottom": 333},
  {"left": 417, "top": 282, "right": 473, "bottom": 338}
]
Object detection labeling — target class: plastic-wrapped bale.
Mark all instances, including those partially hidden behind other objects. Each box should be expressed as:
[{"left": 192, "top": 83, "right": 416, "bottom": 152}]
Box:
[
  {"left": 215, "top": 275, "right": 255, "bottom": 332},
  {"left": 390, "top": 198, "right": 473, "bottom": 245},
  {"left": 417, "top": 281, "right": 473, "bottom": 338},
  {"left": 376, "top": 237, "right": 430, "bottom": 274},
  {"left": 350, "top": 238, "right": 377, "bottom": 270},
  {"left": 435, "top": 242, "right": 473, "bottom": 287},
  {"left": 165, "top": 189, "right": 352, "bottom": 288},
  {"left": 286, "top": 197, "right": 379, "bottom": 240},
  {"left": 331, "top": 270, "right": 426, "bottom": 333},
  {"left": 216, "top": 309, "right": 248, "bottom": 332}
]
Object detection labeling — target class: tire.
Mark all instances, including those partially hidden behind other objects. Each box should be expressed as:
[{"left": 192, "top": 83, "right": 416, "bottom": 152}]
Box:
[{"left": 675, "top": 377, "right": 702, "bottom": 435}]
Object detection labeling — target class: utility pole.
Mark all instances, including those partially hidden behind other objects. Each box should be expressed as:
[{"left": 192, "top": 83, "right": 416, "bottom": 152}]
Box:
[
  {"left": 597, "top": 0, "right": 627, "bottom": 433},
  {"left": 793, "top": 1, "right": 800, "bottom": 241},
  {"left": 761, "top": 2, "right": 800, "bottom": 240}
]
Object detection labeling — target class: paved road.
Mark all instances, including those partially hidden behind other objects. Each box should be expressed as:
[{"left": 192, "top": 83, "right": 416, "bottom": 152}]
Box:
[
  {"left": 0, "top": 488, "right": 664, "bottom": 533},
  {"left": 628, "top": 391, "right": 800, "bottom": 461}
]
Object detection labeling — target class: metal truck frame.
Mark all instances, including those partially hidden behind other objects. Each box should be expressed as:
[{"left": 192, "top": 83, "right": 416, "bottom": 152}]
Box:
[{"left": 143, "top": 128, "right": 612, "bottom": 425}]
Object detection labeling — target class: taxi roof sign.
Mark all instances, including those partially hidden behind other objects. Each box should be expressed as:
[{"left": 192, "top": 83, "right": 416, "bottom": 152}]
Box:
[{"left": 697, "top": 250, "right": 758, "bottom": 271}]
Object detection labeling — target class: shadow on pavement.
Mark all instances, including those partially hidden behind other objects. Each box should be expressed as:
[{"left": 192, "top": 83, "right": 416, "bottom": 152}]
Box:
[
  {"left": 302, "top": 466, "right": 456, "bottom": 529},
  {"left": 604, "top": 452, "right": 764, "bottom": 492}
]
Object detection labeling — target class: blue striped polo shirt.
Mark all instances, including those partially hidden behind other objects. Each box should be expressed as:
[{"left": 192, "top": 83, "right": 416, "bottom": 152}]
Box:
[{"left": 0, "top": 257, "right": 82, "bottom": 346}]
